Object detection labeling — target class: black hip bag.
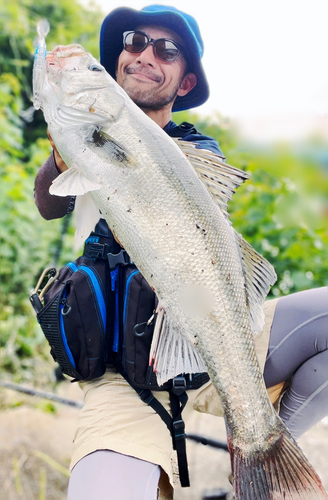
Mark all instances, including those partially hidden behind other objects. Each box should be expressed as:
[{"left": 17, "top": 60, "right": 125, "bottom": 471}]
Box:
[
  {"left": 30, "top": 255, "right": 111, "bottom": 381},
  {"left": 30, "top": 221, "right": 209, "bottom": 390}
]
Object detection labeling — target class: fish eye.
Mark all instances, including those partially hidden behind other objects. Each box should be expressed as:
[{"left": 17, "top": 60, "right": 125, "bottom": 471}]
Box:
[{"left": 88, "top": 63, "right": 103, "bottom": 72}]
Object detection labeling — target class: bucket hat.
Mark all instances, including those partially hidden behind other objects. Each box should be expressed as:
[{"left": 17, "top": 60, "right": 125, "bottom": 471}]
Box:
[{"left": 100, "top": 4, "right": 209, "bottom": 112}]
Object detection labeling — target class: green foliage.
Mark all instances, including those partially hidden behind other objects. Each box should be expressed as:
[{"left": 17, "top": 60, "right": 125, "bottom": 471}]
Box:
[
  {"left": 0, "top": 0, "right": 103, "bottom": 145},
  {"left": 0, "top": 0, "right": 101, "bottom": 380},
  {"left": 0, "top": 73, "right": 24, "bottom": 160},
  {"left": 174, "top": 111, "right": 328, "bottom": 296},
  {"left": 0, "top": 126, "right": 75, "bottom": 379},
  {"left": 0, "top": 0, "right": 102, "bottom": 92}
]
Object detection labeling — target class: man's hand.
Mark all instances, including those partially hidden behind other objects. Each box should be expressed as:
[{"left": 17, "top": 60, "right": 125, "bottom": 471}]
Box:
[{"left": 47, "top": 130, "right": 68, "bottom": 172}]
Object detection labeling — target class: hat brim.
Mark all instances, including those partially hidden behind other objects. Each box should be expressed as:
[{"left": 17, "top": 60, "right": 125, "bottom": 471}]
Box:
[{"left": 100, "top": 7, "right": 209, "bottom": 112}]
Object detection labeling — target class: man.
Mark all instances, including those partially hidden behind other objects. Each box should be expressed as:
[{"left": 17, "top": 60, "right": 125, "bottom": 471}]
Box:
[{"left": 34, "top": 5, "right": 328, "bottom": 500}]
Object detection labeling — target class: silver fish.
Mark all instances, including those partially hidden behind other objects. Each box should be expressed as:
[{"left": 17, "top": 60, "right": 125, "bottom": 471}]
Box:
[{"left": 37, "top": 44, "right": 328, "bottom": 499}]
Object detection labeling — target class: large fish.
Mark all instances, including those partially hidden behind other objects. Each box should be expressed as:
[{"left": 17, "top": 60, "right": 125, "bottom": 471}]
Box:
[{"left": 36, "top": 43, "right": 327, "bottom": 499}]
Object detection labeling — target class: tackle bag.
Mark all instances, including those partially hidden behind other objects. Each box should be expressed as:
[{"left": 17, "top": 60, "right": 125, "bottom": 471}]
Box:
[
  {"left": 31, "top": 220, "right": 209, "bottom": 390},
  {"left": 30, "top": 255, "right": 111, "bottom": 381},
  {"left": 29, "top": 219, "right": 121, "bottom": 381}
]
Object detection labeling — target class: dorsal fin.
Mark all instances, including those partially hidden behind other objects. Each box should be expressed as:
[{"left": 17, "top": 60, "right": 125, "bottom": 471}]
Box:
[
  {"left": 174, "top": 139, "right": 248, "bottom": 220},
  {"left": 175, "top": 139, "right": 277, "bottom": 334}
]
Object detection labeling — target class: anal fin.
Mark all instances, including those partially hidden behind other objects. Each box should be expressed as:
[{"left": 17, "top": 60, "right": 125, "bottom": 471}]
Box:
[{"left": 149, "top": 306, "right": 207, "bottom": 386}]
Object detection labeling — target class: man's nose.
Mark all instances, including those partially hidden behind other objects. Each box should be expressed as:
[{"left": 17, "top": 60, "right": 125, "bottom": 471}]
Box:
[{"left": 136, "top": 44, "right": 157, "bottom": 65}]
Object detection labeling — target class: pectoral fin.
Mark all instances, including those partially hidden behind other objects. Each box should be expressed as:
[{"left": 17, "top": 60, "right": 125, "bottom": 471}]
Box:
[
  {"left": 49, "top": 167, "right": 101, "bottom": 196},
  {"left": 86, "top": 128, "right": 137, "bottom": 166}
]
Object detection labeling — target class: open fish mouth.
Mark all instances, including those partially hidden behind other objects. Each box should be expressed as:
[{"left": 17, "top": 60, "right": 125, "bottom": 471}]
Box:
[
  {"left": 47, "top": 44, "right": 86, "bottom": 60},
  {"left": 46, "top": 44, "right": 87, "bottom": 74}
]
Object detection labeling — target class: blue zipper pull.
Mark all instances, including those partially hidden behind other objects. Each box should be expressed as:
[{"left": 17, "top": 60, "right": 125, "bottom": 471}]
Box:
[
  {"left": 110, "top": 267, "right": 118, "bottom": 291},
  {"left": 110, "top": 267, "right": 120, "bottom": 352}
]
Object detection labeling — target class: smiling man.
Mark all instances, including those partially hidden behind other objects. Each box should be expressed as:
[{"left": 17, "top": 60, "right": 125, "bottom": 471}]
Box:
[
  {"left": 42, "top": 6, "right": 223, "bottom": 186},
  {"left": 116, "top": 26, "right": 197, "bottom": 126},
  {"left": 34, "top": 5, "right": 328, "bottom": 500}
]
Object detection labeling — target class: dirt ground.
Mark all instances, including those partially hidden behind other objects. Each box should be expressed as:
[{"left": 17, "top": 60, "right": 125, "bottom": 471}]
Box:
[{"left": 0, "top": 380, "right": 327, "bottom": 500}]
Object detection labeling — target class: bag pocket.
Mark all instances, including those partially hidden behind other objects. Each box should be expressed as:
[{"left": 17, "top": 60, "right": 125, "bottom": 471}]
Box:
[
  {"left": 119, "top": 265, "right": 159, "bottom": 388},
  {"left": 35, "top": 257, "right": 110, "bottom": 381},
  {"left": 37, "top": 286, "right": 81, "bottom": 379},
  {"left": 118, "top": 266, "right": 210, "bottom": 391}
]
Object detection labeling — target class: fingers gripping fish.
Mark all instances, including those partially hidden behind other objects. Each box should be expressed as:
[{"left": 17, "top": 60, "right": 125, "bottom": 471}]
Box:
[{"left": 34, "top": 43, "right": 328, "bottom": 500}]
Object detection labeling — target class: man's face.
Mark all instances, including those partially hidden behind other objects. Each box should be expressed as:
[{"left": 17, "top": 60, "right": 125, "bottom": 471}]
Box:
[{"left": 116, "top": 25, "right": 195, "bottom": 111}]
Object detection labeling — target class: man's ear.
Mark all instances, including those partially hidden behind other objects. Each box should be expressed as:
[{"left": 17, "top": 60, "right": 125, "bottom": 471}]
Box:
[{"left": 177, "top": 73, "right": 197, "bottom": 97}]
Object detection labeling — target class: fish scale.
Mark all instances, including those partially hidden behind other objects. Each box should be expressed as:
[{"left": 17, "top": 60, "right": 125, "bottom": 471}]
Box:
[{"left": 35, "top": 43, "right": 328, "bottom": 499}]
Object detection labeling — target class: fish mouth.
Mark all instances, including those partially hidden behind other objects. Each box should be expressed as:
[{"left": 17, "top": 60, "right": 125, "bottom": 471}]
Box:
[
  {"left": 47, "top": 44, "right": 86, "bottom": 60},
  {"left": 46, "top": 44, "right": 87, "bottom": 72}
]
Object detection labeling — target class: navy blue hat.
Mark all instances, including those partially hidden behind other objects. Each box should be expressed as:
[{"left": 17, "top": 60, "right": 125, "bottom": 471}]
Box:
[{"left": 100, "top": 5, "right": 209, "bottom": 112}]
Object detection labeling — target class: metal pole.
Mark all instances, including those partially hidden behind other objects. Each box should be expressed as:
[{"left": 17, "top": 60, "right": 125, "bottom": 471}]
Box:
[{"left": 0, "top": 380, "right": 83, "bottom": 408}]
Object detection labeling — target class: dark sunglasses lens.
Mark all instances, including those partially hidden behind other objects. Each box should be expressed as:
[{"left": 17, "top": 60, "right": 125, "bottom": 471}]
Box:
[
  {"left": 124, "top": 32, "right": 148, "bottom": 53},
  {"left": 155, "top": 40, "right": 180, "bottom": 62}
]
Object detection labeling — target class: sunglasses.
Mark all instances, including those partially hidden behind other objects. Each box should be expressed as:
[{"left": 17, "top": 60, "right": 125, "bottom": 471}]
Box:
[{"left": 123, "top": 30, "right": 183, "bottom": 63}]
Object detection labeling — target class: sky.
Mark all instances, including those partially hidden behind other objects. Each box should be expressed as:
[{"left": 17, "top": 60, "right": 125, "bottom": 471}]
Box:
[{"left": 82, "top": 0, "right": 328, "bottom": 141}]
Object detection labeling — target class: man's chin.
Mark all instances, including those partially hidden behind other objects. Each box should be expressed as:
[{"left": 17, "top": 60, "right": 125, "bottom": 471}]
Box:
[
  {"left": 123, "top": 85, "right": 156, "bottom": 105},
  {"left": 122, "top": 82, "right": 178, "bottom": 111}
]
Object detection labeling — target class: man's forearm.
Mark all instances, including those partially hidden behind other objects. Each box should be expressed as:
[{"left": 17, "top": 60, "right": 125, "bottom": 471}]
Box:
[{"left": 34, "top": 151, "right": 75, "bottom": 220}]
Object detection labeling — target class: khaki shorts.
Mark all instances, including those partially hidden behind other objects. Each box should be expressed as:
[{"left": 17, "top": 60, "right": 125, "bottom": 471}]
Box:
[{"left": 71, "top": 298, "right": 279, "bottom": 498}]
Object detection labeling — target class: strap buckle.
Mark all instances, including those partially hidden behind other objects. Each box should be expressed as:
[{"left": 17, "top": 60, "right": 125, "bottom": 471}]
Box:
[
  {"left": 83, "top": 242, "right": 111, "bottom": 260},
  {"left": 172, "top": 419, "right": 185, "bottom": 441},
  {"left": 107, "top": 250, "right": 131, "bottom": 270},
  {"left": 172, "top": 376, "right": 187, "bottom": 396},
  {"left": 138, "top": 389, "right": 154, "bottom": 405}
]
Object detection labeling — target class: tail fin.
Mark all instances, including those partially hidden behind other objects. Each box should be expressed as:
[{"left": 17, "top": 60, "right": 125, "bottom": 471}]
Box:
[{"left": 229, "top": 431, "right": 328, "bottom": 499}]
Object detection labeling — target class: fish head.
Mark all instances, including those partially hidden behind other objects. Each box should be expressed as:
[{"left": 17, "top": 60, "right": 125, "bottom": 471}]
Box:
[
  {"left": 41, "top": 44, "right": 126, "bottom": 128},
  {"left": 46, "top": 45, "right": 107, "bottom": 97}
]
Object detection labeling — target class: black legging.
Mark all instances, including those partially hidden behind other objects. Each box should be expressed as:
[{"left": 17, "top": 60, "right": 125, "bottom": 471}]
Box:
[{"left": 263, "top": 286, "right": 328, "bottom": 439}]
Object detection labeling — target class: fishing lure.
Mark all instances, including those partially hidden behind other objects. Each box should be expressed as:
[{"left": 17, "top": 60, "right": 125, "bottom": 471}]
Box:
[{"left": 33, "top": 19, "right": 50, "bottom": 110}]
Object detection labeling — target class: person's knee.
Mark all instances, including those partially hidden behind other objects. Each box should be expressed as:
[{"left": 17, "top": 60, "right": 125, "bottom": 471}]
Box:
[{"left": 68, "top": 451, "right": 160, "bottom": 500}]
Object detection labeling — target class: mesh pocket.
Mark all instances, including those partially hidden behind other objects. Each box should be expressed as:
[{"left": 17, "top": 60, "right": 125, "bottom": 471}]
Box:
[{"left": 37, "top": 289, "right": 82, "bottom": 379}]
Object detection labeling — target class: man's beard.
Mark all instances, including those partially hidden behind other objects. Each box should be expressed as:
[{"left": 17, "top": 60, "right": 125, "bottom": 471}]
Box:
[{"left": 121, "top": 72, "right": 182, "bottom": 111}]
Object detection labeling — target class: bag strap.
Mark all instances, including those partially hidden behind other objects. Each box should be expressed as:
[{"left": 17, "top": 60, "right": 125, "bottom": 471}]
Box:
[
  {"left": 120, "top": 369, "right": 190, "bottom": 487},
  {"left": 169, "top": 390, "right": 189, "bottom": 488}
]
